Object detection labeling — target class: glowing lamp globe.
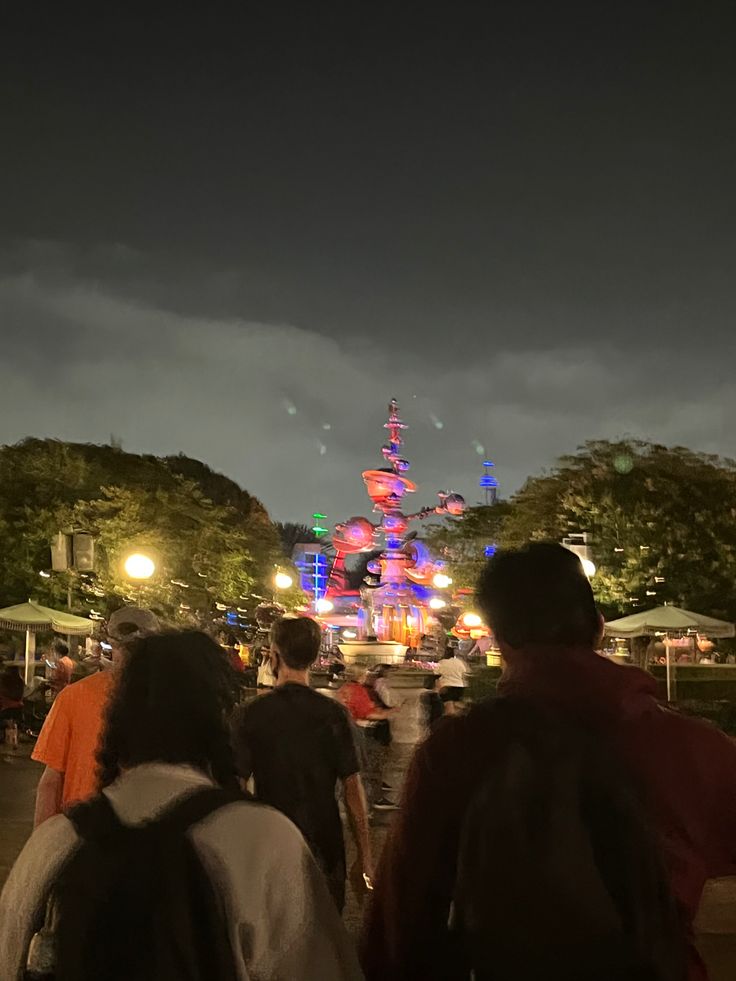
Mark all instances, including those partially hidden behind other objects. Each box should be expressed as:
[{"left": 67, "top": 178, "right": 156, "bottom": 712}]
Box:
[
  {"left": 124, "top": 553, "right": 155, "bottom": 580},
  {"left": 580, "top": 558, "right": 596, "bottom": 578},
  {"left": 429, "top": 597, "right": 446, "bottom": 610},
  {"left": 432, "top": 572, "right": 453, "bottom": 589},
  {"left": 315, "top": 598, "right": 334, "bottom": 614},
  {"left": 461, "top": 612, "right": 482, "bottom": 628},
  {"left": 273, "top": 572, "right": 293, "bottom": 591}
]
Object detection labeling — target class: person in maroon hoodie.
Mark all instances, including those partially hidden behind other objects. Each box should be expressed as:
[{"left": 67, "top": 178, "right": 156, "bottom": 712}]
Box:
[{"left": 363, "top": 543, "right": 736, "bottom": 981}]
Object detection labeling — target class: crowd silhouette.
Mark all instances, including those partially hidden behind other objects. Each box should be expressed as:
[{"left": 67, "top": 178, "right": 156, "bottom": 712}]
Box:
[{"left": 1, "top": 542, "right": 734, "bottom": 980}]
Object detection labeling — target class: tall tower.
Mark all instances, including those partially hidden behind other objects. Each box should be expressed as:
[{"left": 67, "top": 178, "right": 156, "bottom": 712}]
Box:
[{"left": 480, "top": 459, "right": 498, "bottom": 506}]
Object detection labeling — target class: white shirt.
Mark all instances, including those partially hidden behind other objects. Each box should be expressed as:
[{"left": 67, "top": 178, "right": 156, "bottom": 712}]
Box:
[
  {"left": 438, "top": 656, "right": 469, "bottom": 688},
  {"left": 0, "top": 763, "right": 363, "bottom": 981}
]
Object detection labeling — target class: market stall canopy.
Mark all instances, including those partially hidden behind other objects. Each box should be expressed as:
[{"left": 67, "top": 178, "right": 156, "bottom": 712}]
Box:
[
  {"left": 604, "top": 605, "right": 735, "bottom": 639},
  {"left": 0, "top": 601, "right": 94, "bottom": 684},
  {"left": 0, "top": 601, "right": 94, "bottom": 635}
]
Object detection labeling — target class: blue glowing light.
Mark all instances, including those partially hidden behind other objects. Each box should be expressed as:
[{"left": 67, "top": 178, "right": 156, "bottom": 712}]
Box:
[
  {"left": 484, "top": 544, "right": 497, "bottom": 558},
  {"left": 479, "top": 476, "right": 499, "bottom": 488}
]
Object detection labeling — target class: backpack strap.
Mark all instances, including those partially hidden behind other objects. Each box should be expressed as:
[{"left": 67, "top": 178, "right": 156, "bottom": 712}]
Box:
[
  {"left": 67, "top": 793, "right": 123, "bottom": 840},
  {"left": 155, "top": 785, "right": 247, "bottom": 835}
]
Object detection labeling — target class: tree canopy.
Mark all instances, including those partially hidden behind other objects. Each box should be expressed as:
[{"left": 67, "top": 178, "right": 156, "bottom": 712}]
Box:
[
  {"left": 0, "top": 439, "right": 283, "bottom": 623},
  {"left": 431, "top": 440, "right": 736, "bottom": 622}
]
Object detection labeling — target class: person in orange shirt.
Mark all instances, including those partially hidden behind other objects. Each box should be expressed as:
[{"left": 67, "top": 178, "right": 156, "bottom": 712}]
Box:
[{"left": 32, "top": 607, "right": 159, "bottom": 827}]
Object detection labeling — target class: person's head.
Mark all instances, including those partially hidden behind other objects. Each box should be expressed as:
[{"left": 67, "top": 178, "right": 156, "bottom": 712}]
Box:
[
  {"left": 97, "top": 629, "right": 237, "bottom": 790},
  {"left": 476, "top": 543, "right": 602, "bottom": 654},
  {"left": 343, "top": 663, "right": 368, "bottom": 685},
  {"left": 106, "top": 607, "right": 160, "bottom": 663},
  {"left": 51, "top": 639, "right": 69, "bottom": 659},
  {"left": 269, "top": 616, "right": 321, "bottom": 674}
]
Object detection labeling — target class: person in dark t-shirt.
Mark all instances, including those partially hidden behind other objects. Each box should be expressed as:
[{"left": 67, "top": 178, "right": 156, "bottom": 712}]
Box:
[{"left": 233, "top": 616, "right": 372, "bottom": 912}]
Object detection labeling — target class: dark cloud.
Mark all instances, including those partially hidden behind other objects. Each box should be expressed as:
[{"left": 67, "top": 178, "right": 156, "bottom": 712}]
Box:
[{"left": 1, "top": 246, "right": 735, "bottom": 522}]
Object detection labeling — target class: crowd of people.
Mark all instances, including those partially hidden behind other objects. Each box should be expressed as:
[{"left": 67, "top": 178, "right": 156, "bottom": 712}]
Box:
[{"left": 0, "top": 542, "right": 735, "bottom": 979}]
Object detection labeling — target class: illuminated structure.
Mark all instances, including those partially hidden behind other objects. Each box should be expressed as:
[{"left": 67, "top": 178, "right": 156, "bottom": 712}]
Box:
[
  {"left": 330, "top": 399, "right": 465, "bottom": 644},
  {"left": 480, "top": 459, "right": 498, "bottom": 505}
]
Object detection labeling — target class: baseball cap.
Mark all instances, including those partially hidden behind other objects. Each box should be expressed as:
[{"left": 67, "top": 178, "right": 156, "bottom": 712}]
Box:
[{"left": 107, "top": 607, "right": 160, "bottom": 643}]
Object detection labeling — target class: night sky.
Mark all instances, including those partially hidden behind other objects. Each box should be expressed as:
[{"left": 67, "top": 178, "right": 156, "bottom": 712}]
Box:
[{"left": 2, "top": 5, "right": 735, "bottom": 521}]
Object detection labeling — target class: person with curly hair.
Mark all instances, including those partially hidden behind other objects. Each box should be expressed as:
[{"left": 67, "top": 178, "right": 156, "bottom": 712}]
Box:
[{"left": 0, "top": 630, "right": 362, "bottom": 981}]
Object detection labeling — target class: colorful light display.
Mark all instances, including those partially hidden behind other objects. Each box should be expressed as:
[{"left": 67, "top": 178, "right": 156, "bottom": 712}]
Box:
[{"left": 330, "top": 399, "right": 465, "bottom": 643}]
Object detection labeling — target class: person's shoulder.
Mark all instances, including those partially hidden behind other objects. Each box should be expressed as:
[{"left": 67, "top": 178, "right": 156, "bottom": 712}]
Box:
[
  {"left": 8, "top": 814, "right": 78, "bottom": 886},
  {"left": 235, "top": 690, "right": 274, "bottom": 723},
  {"left": 194, "top": 798, "right": 309, "bottom": 859},
  {"left": 658, "top": 704, "right": 736, "bottom": 755},
  {"left": 309, "top": 686, "right": 349, "bottom": 714},
  {"left": 70, "top": 669, "right": 112, "bottom": 694}
]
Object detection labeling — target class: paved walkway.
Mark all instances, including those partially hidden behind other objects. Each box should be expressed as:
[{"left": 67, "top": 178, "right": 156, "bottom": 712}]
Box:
[{"left": 0, "top": 738, "right": 42, "bottom": 889}]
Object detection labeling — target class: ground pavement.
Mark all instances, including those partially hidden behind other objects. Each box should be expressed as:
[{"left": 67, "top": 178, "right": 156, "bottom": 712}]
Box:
[{"left": 0, "top": 737, "right": 42, "bottom": 888}]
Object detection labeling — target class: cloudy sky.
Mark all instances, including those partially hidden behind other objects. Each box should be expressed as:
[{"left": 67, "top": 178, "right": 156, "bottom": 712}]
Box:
[{"left": 2, "top": 6, "right": 735, "bottom": 521}]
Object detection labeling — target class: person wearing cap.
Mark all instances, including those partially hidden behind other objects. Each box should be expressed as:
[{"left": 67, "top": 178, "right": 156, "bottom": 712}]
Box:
[{"left": 32, "top": 607, "right": 159, "bottom": 827}]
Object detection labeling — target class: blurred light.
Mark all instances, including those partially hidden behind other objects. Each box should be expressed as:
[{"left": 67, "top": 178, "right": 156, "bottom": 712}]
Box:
[
  {"left": 273, "top": 572, "right": 293, "bottom": 591},
  {"left": 124, "top": 553, "right": 155, "bottom": 580},
  {"left": 461, "top": 612, "right": 482, "bottom": 628},
  {"left": 429, "top": 597, "right": 446, "bottom": 610},
  {"left": 316, "top": 598, "right": 334, "bottom": 614},
  {"left": 407, "top": 615, "right": 417, "bottom": 626},
  {"left": 39, "top": 570, "right": 51, "bottom": 578},
  {"left": 433, "top": 573, "right": 453, "bottom": 589},
  {"left": 343, "top": 629, "right": 357, "bottom": 639},
  {"left": 580, "top": 558, "right": 596, "bottom": 578}
]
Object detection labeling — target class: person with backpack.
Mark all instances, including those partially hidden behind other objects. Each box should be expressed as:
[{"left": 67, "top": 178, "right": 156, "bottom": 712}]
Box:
[
  {"left": 0, "top": 630, "right": 362, "bottom": 981},
  {"left": 362, "top": 543, "right": 736, "bottom": 981}
]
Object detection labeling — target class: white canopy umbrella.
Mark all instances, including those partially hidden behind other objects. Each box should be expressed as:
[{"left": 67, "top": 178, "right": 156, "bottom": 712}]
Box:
[
  {"left": 604, "top": 605, "right": 735, "bottom": 701},
  {"left": 0, "top": 601, "right": 94, "bottom": 684}
]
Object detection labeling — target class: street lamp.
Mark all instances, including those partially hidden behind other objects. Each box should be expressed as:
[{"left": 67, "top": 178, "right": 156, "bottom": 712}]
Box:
[
  {"left": 461, "top": 612, "right": 482, "bottom": 629},
  {"left": 273, "top": 572, "right": 293, "bottom": 591},
  {"left": 432, "top": 572, "right": 453, "bottom": 589},
  {"left": 124, "top": 553, "right": 156, "bottom": 580},
  {"left": 580, "top": 558, "right": 596, "bottom": 579},
  {"left": 429, "top": 597, "right": 446, "bottom": 610}
]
